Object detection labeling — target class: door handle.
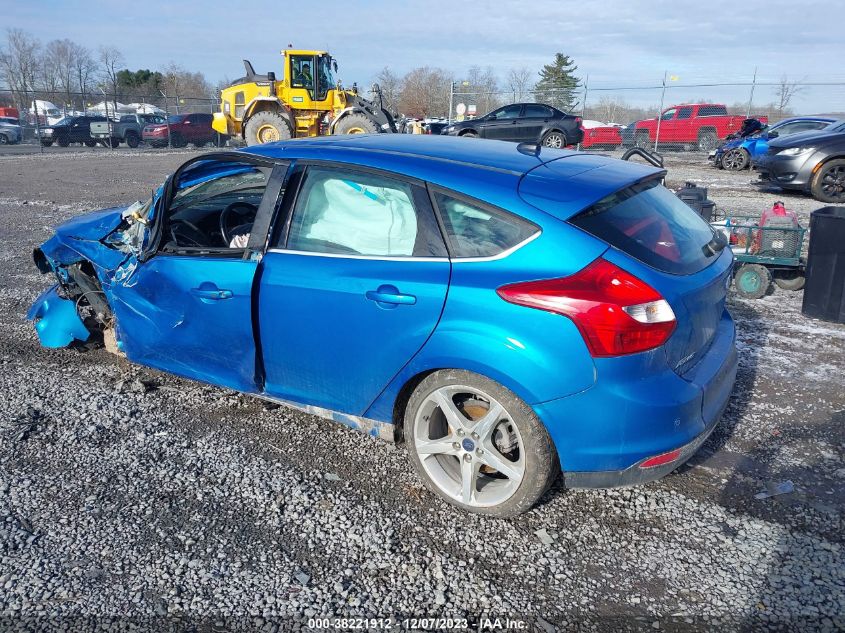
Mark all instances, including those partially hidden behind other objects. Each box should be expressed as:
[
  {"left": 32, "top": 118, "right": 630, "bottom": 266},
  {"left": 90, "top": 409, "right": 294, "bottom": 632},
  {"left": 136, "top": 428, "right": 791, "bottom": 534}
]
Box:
[
  {"left": 191, "top": 287, "right": 233, "bottom": 301},
  {"left": 366, "top": 285, "right": 416, "bottom": 307}
]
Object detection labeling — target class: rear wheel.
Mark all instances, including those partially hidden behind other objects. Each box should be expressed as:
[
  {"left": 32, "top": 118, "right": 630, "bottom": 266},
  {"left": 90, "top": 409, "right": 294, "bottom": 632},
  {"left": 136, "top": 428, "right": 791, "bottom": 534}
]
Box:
[
  {"left": 773, "top": 269, "right": 806, "bottom": 291},
  {"left": 405, "top": 369, "right": 558, "bottom": 517},
  {"left": 541, "top": 130, "right": 567, "bottom": 149},
  {"left": 459, "top": 130, "right": 479, "bottom": 138},
  {"left": 334, "top": 112, "right": 379, "bottom": 135},
  {"left": 697, "top": 130, "right": 718, "bottom": 152},
  {"left": 125, "top": 132, "right": 140, "bottom": 148},
  {"left": 41, "top": 140, "right": 53, "bottom": 147},
  {"left": 810, "top": 159, "right": 845, "bottom": 204},
  {"left": 721, "top": 148, "right": 749, "bottom": 171},
  {"left": 170, "top": 132, "right": 187, "bottom": 148},
  {"left": 735, "top": 263, "right": 772, "bottom": 299},
  {"left": 244, "top": 110, "right": 292, "bottom": 146}
]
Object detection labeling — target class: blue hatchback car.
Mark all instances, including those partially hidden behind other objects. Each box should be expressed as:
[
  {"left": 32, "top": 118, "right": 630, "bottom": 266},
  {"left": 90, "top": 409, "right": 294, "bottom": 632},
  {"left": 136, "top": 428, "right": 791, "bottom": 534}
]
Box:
[
  {"left": 712, "top": 116, "right": 835, "bottom": 170},
  {"left": 29, "top": 135, "right": 737, "bottom": 516}
]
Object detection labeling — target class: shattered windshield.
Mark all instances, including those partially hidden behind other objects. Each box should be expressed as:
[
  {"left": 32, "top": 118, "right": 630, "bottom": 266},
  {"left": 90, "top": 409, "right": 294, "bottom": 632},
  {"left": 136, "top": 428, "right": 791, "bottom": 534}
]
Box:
[{"left": 171, "top": 168, "right": 266, "bottom": 211}]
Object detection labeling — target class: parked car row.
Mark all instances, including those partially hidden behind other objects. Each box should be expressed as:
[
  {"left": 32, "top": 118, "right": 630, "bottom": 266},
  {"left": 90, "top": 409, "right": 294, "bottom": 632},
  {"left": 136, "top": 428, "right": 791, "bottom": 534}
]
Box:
[{"left": 33, "top": 112, "right": 225, "bottom": 148}]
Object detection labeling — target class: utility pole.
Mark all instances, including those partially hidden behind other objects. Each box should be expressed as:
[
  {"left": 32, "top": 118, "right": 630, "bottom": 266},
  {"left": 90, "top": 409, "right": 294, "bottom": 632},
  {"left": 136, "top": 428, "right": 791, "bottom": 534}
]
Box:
[
  {"left": 160, "top": 90, "right": 172, "bottom": 149},
  {"left": 448, "top": 81, "right": 455, "bottom": 124},
  {"left": 578, "top": 75, "right": 589, "bottom": 150},
  {"left": 746, "top": 67, "right": 758, "bottom": 118},
  {"left": 654, "top": 70, "right": 668, "bottom": 153}
]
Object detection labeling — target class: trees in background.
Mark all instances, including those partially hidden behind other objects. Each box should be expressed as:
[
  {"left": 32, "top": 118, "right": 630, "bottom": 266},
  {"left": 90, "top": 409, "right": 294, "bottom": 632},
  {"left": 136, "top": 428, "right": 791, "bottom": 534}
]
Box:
[
  {"left": 0, "top": 28, "right": 215, "bottom": 115},
  {"left": 534, "top": 53, "right": 580, "bottom": 112}
]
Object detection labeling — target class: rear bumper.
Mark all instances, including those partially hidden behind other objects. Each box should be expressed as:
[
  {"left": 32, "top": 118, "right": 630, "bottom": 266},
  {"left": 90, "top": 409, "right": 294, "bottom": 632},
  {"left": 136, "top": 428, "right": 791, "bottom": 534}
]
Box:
[{"left": 534, "top": 310, "right": 737, "bottom": 484}]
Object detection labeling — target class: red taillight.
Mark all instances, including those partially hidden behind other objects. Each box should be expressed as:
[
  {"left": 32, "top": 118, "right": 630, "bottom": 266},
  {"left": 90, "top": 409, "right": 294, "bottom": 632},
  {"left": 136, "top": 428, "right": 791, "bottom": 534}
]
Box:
[
  {"left": 639, "top": 448, "right": 682, "bottom": 468},
  {"left": 496, "top": 258, "right": 676, "bottom": 357}
]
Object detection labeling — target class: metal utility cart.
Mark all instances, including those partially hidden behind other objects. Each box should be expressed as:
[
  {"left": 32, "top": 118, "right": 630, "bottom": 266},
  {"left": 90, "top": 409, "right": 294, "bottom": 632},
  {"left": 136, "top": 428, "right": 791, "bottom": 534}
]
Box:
[{"left": 712, "top": 214, "right": 808, "bottom": 299}]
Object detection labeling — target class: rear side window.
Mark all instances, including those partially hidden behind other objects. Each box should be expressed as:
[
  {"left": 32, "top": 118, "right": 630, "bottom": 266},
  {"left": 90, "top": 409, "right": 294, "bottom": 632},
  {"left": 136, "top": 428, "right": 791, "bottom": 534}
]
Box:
[
  {"left": 524, "top": 104, "right": 553, "bottom": 118},
  {"left": 698, "top": 105, "right": 727, "bottom": 117},
  {"left": 570, "top": 179, "right": 717, "bottom": 275},
  {"left": 434, "top": 192, "right": 538, "bottom": 258}
]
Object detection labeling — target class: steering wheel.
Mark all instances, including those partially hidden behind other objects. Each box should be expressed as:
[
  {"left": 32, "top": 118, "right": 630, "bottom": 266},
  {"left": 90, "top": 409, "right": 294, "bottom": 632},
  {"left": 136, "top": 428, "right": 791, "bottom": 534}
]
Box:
[{"left": 220, "top": 202, "right": 258, "bottom": 246}]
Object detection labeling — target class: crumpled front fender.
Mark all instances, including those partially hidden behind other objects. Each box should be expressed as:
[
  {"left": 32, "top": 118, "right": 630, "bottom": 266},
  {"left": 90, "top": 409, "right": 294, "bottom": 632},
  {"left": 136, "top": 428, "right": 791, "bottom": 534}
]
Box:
[{"left": 27, "top": 285, "right": 90, "bottom": 348}]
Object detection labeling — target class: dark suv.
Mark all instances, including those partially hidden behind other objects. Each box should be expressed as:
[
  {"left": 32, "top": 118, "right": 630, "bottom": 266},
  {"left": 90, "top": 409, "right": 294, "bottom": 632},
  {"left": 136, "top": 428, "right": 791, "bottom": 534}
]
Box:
[
  {"left": 143, "top": 112, "right": 217, "bottom": 148},
  {"left": 38, "top": 115, "right": 107, "bottom": 147},
  {"left": 441, "top": 103, "right": 583, "bottom": 148}
]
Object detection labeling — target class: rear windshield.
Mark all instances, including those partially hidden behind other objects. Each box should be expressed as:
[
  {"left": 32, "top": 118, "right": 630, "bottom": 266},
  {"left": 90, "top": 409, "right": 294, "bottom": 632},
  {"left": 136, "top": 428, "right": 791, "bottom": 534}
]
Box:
[{"left": 570, "top": 179, "right": 717, "bottom": 275}]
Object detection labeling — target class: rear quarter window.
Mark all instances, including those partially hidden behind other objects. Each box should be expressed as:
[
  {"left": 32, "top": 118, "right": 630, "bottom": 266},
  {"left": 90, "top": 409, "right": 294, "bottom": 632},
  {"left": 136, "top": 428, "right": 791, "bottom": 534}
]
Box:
[
  {"left": 570, "top": 179, "right": 718, "bottom": 275},
  {"left": 434, "top": 191, "right": 538, "bottom": 258}
]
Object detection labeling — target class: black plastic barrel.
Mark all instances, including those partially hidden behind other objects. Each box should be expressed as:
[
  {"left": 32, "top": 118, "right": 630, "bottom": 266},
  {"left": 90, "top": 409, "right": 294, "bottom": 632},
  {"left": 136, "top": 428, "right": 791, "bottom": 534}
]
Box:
[{"left": 802, "top": 206, "right": 845, "bottom": 323}]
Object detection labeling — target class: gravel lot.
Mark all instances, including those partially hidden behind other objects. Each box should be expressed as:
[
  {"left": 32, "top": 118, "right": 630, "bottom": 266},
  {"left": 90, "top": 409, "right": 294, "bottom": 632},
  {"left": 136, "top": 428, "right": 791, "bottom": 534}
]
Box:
[{"left": 0, "top": 147, "right": 843, "bottom": 632}]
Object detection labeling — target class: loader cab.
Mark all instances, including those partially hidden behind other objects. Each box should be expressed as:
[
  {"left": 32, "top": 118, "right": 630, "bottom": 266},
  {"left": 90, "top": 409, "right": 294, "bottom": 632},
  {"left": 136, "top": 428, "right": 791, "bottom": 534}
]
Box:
[{"left": 285, "top": 50, "right": 336, "bottom": 108}]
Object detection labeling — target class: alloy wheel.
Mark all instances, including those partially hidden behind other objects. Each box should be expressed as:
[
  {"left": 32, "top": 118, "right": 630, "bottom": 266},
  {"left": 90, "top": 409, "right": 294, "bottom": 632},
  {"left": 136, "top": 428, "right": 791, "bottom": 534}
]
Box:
[
  {"left": 542, "top": 133, "right": 564, "bottom": 149},
  {"left": 821, "top": 165, "right": 845, "bottom": 201},
  {"left": 412, "top": 385, "right": 524, "bottom": 508}
]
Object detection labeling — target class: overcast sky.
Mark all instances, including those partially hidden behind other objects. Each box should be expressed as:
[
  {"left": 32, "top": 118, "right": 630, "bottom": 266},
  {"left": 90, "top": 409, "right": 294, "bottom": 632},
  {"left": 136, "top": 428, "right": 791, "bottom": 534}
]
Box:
[{"left": 10, "top": 0, "right": 843, "bottom": 111}]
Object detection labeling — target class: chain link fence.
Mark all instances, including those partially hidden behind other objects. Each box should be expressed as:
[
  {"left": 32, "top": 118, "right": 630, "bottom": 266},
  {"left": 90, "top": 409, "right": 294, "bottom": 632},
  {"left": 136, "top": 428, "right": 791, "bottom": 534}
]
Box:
[
  {"left": 448, "top": 77, "right": 845, "bottom": 153},
  {"left": 2, "top": 78, "right": 844, "bottom": 155},
  {"left": 0, "top": 86, "right": 223, "bottom": 151}
]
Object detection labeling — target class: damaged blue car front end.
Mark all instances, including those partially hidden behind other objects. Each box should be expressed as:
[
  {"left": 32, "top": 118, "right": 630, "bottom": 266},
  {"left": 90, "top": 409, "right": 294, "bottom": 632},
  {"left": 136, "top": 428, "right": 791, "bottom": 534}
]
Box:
[{"left": 28, "top": 199, "right": 154, "bottom": 350}]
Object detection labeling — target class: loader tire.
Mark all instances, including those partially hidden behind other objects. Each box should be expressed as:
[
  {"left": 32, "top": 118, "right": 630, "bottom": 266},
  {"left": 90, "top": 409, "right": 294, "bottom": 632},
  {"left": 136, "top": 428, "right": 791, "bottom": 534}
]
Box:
[
  {"left": 245, "top": 111, "right": 292, "bottom": 146},
  {"left": 334, "top": 113, "right": 379, "bottom": 135}
]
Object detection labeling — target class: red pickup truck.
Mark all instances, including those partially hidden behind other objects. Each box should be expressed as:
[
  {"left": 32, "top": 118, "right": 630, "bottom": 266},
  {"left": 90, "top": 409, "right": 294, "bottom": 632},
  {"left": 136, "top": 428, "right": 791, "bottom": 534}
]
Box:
[{"left": 633, "top": 103, "right": 767, "bottom": 151}]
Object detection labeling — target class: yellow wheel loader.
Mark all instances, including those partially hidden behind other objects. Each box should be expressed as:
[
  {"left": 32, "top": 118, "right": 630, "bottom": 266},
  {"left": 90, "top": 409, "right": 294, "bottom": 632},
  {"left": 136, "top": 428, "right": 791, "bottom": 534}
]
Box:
[{"left": 212, "top": 49, "right": 396, "bottom": 145}]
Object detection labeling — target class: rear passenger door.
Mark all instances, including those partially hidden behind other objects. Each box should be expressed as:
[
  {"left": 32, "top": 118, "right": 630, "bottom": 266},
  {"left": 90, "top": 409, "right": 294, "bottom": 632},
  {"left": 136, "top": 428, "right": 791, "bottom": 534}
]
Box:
[
  {"left": 520, "top": 104, "right": 554, "bottom": 142},
  {"left": 257, "top": 164, "right": 450, "bottom": 414}
]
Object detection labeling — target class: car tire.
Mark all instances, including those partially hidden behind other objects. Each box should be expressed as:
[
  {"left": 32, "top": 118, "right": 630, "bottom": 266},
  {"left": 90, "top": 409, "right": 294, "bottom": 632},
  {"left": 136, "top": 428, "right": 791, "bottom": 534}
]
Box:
[
  {"left": 541, "top": 130, "right": 567, "bottom": 149},
  {"left": 334, "top": 112, "right": 379, "bottom": 135},
  {"left": 170, "top": 133, "right": 187, "bottom": 148},
  {"left": 125, "top": 132, "right": 140, "bottom": 148},
  {"left": 773, "top": 270, "right": 806, "bottom": 291},
  {"left": 0, "top": 134, "right": 7, "bottom": 145},
  {"left": 734, "top": 263, "right": 772, "bottom": 299},
  {"left": 109, "top": 137, "right": 120, "bottom": 148},
  {"left": 244, "top": 111, "right": 293, "bottom": 145},
  {"left": 634, "top": 130, "right": 651, "bottom": 149},
  {"left": 192, "top": 140, "right": 208, "bottom": 148},
  {"left": 41, "top": 141, "right": 53, "bottom": 147},
  {"left": 697, "top": 130, "right": 719, "bottom": 152},
  {"left": 84, "top": 140, "right": 97, "bottom": 147},
  {"left": 459, "top": 130, "right": 479, "bottom": 138},
  {"left": 721, "top": 148, "right": 749, "bottom": 171},
  {"left": 809, "top": 158, "right": 845, "bottom": 204},
  {"left": 404, "top": 369, "right": 559, "bottom": 518},
  {"left": 57, "top": 136, "right": 70, "bottom": 147}
]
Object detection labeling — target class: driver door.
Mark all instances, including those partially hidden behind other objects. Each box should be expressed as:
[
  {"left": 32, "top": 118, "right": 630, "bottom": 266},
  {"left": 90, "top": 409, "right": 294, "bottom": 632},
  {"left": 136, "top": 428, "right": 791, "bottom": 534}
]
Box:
[
  {"left": 481, "top": 104, "right": 523, "bottom": 140},
  {"left": 108, "top": 155, "right": 288, "bottom": 393}
]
